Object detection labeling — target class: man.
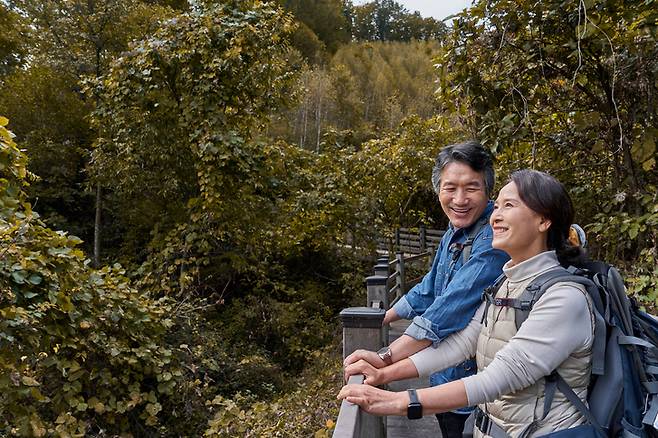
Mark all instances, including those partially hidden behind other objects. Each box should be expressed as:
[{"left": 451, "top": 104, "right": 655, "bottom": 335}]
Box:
[{"left": 344, "top": 141, "right": 509, "bottom": 437}]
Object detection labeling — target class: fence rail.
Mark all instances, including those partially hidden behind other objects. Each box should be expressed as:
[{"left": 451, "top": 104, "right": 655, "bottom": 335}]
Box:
[
  {"left": 333, "top": 227, "right": 443, "bottom": 438},
  {"left": 376, "top": 225, "right": 445, "bottom": 255}
]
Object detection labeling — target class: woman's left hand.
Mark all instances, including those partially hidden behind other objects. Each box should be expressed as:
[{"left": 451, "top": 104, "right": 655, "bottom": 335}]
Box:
[{"left": 337, "top": 384, "right": 407, "bottom": 416}]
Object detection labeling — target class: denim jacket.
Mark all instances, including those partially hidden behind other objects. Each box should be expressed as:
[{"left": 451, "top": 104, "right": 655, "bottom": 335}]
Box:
[{"left": 392, "top": 201, "right": 509, "bottom": 413}]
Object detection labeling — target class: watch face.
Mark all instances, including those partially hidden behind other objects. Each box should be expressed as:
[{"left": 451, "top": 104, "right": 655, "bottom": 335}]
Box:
[
  {"left": 407, "top": 389, "right": 422, "bottom": 419},
  {"left": 407, "top": 403, "right": 422, "bottom": 420},
  {"left": 377, "top": 347, "right": 392, "bottom": 364}
]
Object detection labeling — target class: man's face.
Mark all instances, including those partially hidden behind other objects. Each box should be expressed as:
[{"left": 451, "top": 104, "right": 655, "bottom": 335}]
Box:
[{"left": 438, "top": 161, "right": 489, "bottom": 229}]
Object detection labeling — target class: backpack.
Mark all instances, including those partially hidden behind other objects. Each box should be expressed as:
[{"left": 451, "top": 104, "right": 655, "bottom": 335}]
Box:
[{"left": 479, "top": 260, "right": 658, "bottom": 438}]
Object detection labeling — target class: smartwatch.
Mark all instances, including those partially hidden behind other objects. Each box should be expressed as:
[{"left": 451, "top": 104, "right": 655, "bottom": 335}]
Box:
[
  {"left": 407, "top": 389, "right": 422, "bottom": 419},
  {"left": 377, "top": 346, "right": 393, "bottom": 365}
]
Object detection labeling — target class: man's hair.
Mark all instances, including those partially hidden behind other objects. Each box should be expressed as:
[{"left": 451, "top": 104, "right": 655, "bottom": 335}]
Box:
[{"left": 431, "top": 140, "right": 495, "bottom": 196}]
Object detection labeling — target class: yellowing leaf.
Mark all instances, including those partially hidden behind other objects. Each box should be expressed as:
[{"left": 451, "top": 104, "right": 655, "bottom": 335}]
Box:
[{"left": 21, "top": 376, "right": 40, "bottom": 386}]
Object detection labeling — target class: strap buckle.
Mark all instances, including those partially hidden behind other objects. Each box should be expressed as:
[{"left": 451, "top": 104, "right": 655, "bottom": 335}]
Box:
[{"left": 474, "top": 408, "right": 491, "bottom": 435}]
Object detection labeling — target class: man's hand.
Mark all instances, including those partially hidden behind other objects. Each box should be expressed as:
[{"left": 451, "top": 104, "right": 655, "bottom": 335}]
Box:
[
  {"left": 343, "top": 349, "right": 384, "bottom": 369},
  {"left": 382, "top": 308, "right": 401, "bottom": 326},
  {"left": 344, "top": 359, "right": 386, "bottom": 385},
  {"left": 337, "top": 384, "right": 407, "bottom": 416}
]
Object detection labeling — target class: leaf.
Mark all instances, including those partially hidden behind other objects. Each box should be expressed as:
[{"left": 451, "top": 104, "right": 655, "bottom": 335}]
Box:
[
  {"left": 27, "top": 274, "right": 42, "bottom": 285},
  {"left": 21, "top": 376, "right": 40, "bottom": 386},
  {"left": 11, "top": 270, "right": 26, "bottom": 284},
  {"left": 643, "top": 158, "right": 655, "bottom": 171},
  {"left": 0, "top": 116, "right": 8, "bottom": 127}
]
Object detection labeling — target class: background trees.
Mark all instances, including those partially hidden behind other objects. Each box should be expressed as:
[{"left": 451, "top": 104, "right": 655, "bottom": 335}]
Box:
[
  {"left": 435, "top": 0, "right": 658, "bottom": 302},
  {"left": 1, "top": 0, "right": 657, "bottom": 434}
]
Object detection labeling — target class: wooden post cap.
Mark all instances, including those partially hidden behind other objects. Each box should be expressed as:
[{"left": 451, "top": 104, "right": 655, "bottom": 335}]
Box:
[
  {"left": 365, "top": 275, "right": 387, "bottom": 286},
  {"left": 339, "top": 307, "right": 385, "bottom": 328}
]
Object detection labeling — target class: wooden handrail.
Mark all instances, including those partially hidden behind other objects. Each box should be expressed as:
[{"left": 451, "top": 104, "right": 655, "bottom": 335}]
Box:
[
  {"left": 403, "top": 251, "right": 431, "bottom": 263},
  {"left": 333, "top": 374, "right": 365, "bottom": 437}
]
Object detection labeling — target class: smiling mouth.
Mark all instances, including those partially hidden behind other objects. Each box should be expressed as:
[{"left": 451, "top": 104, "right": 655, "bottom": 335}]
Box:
[
  {"left": 451, "top": 207, "right": 471, "bottom": 215},
  {"left": 492, "top": 226, "right": 509, "bottom": 234}
]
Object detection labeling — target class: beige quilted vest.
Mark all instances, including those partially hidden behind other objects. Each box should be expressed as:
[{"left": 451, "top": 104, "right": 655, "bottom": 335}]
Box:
[{"left": 474, "top": 263, "right": 595, "bottom": 438}]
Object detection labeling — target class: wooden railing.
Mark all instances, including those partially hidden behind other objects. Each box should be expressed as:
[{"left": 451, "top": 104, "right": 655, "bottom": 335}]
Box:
[
  {"left": 333, "top": 227, "right": 443, "bottom": 438},
  {"left": 377, "top": 225, "right": 444, "bottom": 255}
]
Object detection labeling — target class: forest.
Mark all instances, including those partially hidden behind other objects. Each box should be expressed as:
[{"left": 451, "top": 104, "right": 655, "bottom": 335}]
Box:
[{"left": 0, "top": 0, "right": 656, "bottom": 435}]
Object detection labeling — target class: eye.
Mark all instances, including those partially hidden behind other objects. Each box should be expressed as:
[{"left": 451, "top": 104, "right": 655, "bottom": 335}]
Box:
[{"left": 504, "top": 202, "right": 513, "bottom": 208}]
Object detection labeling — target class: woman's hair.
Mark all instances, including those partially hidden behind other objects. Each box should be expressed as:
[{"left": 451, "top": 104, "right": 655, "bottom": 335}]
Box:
[{"left": 509, "top": 169, "right": 586, "bottom": 266}]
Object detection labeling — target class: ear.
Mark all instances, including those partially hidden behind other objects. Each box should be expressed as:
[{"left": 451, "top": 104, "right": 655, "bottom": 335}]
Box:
[{"left": 538, "top": 217, "right": 552, "bottom": 233}]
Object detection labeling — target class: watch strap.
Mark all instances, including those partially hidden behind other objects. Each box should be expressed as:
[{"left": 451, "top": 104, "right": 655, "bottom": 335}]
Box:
[{"left": 407, "top": 389, "right": 422, "bottom": 419}]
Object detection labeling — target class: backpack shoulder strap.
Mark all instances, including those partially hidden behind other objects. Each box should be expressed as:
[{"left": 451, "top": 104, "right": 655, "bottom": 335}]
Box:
[
  {"left": 461, "top": 214, "right": 490, "bottom": 263},
  {"left": 543, "top": 372, "right": 606, "bottom": 438},
  {"left": 481, "top": 273, "right": 507, "bottom": 326}
]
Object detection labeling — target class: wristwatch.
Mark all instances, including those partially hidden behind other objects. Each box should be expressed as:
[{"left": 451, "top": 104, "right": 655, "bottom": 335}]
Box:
[
  {"left": 377, "top": 346, "right": 393, "bottom": 365},
  {"left": 407, "top": 389, "right": 423, "bottom": 419}
]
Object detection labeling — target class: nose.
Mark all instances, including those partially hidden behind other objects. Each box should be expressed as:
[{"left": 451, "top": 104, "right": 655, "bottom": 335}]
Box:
[
  {"left": 453, "top": 188, "right": 468, "bottom": 205},
  {"left": 490, "top": 208, "right": 502, "bottom": 225}
]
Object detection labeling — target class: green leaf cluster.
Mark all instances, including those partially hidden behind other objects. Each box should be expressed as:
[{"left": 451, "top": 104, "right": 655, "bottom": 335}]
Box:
[
  {"left": 436, "top": 0, "right": 658, "bottom": 279},
  {"left": 0, "top": 121, "right": 184, "bottom": 436}
]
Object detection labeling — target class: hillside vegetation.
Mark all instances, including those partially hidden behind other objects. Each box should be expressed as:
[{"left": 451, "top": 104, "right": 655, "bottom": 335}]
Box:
[{"left": 0, "top": 0, "right": 656, "bottom": 435}]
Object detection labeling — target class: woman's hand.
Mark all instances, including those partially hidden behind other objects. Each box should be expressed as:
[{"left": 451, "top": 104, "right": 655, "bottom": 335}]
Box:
[
  {"left": 337, "top": 384, "right": 407, "bottom": 416},
  {"left": 344, "top": 359, "right": 385, "bottom": 385}
]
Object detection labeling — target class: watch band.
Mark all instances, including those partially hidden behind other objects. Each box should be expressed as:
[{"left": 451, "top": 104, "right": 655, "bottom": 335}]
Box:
[{"left": 407, "top": 389, "right": 422, "bottom": 419}]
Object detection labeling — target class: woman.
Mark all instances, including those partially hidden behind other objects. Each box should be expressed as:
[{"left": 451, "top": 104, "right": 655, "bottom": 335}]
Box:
[{"left": 339, "top": 169, "right": 596, "bottom": 437}]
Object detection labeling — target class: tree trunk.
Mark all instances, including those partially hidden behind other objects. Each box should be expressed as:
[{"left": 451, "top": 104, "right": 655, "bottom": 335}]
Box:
[
  {"left": 94, "top": 183, "right": 101, "bottom": 267},
  {"left": 316, "top": 92, "right": 323, "bottom": 153}
]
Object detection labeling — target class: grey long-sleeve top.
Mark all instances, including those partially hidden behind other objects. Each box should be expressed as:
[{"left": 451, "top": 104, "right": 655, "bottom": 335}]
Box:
[{"left": 409, "top": 251, "right": 594, "bottom": 406}]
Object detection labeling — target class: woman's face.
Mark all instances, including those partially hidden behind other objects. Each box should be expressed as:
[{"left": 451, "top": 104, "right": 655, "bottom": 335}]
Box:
[{"left": 490, "top": 181, "right": 551, "bottom": 264}]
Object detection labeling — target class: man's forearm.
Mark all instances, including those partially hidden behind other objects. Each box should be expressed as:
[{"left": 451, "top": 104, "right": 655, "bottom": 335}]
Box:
[{"left": 389, "top": 334, "right": 432, "bottom": 363}]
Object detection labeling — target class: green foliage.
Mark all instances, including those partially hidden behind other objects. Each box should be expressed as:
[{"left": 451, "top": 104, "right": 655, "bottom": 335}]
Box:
[
  {"left": 0, "top": 66, "right": 94, "bottom": 242},
  {"left": 0, "top": 119, "right": 187, "bottom": 435},
  {"left": 280, "top": 0, "right": 351, "bottom": 55},
  {"left": 349, "top": 116, "right": 458, "bottom": 231},
  {"left": 1, "top": 0, "right": 177, "bottom": 258},
  {"left": 278, "top": 39, "right": 442, "bottom": 149},
  {"left": 0, "top": 4, "right": 26, "bottom": 76},
  {"left": 90, "top": 2, "right": 299, "bottom": 269},
  {"left": 437, "top": 0, "right": 658, "bottom": 293},
  {"left": 349, "top": 0, "right": 447, "bottom": 41},
  {"left": 204, "top": 345, "right": 342, "bottom": 437}
]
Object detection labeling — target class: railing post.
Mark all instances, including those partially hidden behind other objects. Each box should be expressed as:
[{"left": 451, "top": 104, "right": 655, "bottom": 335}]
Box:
[
  {"left": 366, "top": 275, "right": 388, "bottom": 310},
  {"left": 373, "top": 261, "right": 389, "bottom": 278},
  {"left": 419, "top": 224, "right": 426, "bottom": 251},
  {"left": 339, "top": 307, "right": 386, "bottom": 438},
  {"left": 395, "top": 251, "right": 406, "bottom": 296}
]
